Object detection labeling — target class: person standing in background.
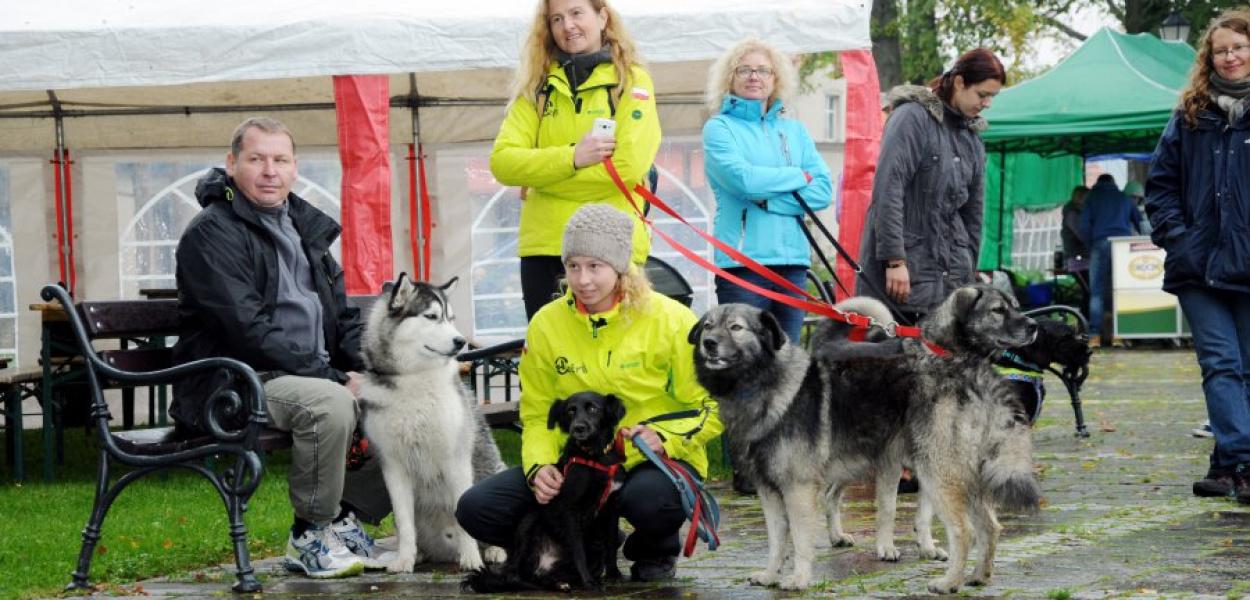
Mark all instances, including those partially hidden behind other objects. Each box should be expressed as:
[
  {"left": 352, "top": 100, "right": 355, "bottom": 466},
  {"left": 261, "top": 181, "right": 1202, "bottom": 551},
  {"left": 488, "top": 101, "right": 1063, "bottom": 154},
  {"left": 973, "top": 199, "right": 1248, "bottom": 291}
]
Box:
[
  {"left": 491, "top": 0, "right": 661, "bottom": 320},
  {"left": 1146, "top": 8, "right": 1250, "bottom": 505},
  {"left": 1122, "top": 180, "right": 1152, "bottom": 236},
  {"left": 859, "top": 48, "right": 1005, "bottom": 323},
  {"left": 1080, "top": 173, "right": 1142, "bottom": 346},
  {"left": 701, "top": 38, "right": 832, "bottom": 345}
]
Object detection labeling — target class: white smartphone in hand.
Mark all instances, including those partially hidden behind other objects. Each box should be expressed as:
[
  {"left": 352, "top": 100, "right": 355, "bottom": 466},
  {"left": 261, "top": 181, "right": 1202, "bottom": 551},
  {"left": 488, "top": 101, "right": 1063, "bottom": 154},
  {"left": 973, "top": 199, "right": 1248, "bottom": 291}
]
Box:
[{"left": 592, "top": 118, "right": 616, "bottom": 139}]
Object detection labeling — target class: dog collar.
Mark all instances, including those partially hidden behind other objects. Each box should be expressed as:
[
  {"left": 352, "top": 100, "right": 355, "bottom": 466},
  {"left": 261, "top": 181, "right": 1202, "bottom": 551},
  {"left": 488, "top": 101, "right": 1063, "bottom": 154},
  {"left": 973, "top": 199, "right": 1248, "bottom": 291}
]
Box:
[{"left": 1000, "top": 350, "right": 1043, "bottom": 373}]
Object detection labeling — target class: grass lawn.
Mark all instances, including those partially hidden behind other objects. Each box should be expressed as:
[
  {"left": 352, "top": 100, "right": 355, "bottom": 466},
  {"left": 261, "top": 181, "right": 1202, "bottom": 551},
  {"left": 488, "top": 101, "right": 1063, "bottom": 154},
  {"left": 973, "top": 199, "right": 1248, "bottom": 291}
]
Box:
[{"left": 1, "top": 425, "right": 729, "bottom": 600}]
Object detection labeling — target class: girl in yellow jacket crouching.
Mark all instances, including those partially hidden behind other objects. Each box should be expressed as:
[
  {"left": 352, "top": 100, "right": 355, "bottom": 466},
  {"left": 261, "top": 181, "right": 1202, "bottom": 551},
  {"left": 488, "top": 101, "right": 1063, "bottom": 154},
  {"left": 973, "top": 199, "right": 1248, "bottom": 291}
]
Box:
[{"left": 456, "top": 204, "right": 721, "bottom": 583}]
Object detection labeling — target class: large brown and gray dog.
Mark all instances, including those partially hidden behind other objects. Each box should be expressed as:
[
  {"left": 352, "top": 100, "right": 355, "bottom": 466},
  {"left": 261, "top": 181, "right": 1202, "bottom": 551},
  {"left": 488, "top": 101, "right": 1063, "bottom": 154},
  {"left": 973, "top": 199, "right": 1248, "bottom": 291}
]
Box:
[{"left": 691, "top": 285, "right": 1041, "bottom": 594}]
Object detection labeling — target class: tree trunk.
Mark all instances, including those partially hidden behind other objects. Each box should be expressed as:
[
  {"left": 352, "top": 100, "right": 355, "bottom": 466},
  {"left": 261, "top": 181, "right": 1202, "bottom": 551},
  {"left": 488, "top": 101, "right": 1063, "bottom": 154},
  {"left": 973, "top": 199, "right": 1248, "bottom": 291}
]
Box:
[{"left": 872, "top": 0, "right": 903, "bottom": 91}]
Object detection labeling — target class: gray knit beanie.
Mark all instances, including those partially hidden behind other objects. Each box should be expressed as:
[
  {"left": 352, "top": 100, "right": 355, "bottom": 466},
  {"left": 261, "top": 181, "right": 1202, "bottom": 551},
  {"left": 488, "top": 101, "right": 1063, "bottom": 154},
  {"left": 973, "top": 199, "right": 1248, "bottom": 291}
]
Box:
[{"left": 562, "top": 204, "right": 634, "bottom": 273}]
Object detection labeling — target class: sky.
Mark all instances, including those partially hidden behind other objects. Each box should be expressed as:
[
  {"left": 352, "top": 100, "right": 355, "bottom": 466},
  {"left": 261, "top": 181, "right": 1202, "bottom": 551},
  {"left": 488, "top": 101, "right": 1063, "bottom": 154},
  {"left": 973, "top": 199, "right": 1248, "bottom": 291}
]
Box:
[{"left": 1024, "top": 4, "right": 1118, "bottom": 72}]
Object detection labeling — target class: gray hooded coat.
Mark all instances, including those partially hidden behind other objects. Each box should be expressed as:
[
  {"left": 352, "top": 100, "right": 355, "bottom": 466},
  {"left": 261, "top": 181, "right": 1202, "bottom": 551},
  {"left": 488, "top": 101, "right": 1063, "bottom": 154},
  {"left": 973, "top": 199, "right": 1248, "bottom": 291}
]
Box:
[{"left": 858, "top": 84, "right": 987, "bottom": 316}]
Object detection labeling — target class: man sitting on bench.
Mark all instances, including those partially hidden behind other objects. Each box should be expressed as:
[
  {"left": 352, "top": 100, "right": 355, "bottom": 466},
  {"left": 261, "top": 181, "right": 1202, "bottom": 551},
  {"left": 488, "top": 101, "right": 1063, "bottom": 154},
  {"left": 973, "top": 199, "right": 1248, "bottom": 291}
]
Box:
[{"left": 172, "top": 116, "right": 389, "bottom": 579}]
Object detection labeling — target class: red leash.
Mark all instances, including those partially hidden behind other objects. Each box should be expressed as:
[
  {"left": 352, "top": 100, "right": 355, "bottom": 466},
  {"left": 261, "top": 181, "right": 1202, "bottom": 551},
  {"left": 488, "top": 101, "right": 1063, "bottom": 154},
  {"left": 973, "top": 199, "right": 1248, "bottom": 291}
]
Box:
[{"left": 603, "top": 158, "right": 925, "bottom": 340}]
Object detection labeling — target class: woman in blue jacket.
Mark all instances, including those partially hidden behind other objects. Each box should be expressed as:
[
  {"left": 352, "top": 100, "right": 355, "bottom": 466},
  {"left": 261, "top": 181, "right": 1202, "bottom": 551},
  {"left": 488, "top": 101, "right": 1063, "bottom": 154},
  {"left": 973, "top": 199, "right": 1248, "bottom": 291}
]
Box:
[
  {"left": 1146, "top": 8, "right": 1250, "bottom": 505},
  {"left": 702, "top": 38, "right": 833, "bottom": 345}
]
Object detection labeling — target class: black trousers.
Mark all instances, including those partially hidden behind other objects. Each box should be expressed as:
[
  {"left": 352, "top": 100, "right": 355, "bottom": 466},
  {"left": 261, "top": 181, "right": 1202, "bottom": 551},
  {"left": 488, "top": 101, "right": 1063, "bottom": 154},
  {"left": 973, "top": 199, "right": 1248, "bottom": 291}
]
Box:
[
  {"left": 520, "top": 255, "right": 567, "bottom": 320},
  {"left": 455, "top": 463, "right": 690, "bottom": 561}
]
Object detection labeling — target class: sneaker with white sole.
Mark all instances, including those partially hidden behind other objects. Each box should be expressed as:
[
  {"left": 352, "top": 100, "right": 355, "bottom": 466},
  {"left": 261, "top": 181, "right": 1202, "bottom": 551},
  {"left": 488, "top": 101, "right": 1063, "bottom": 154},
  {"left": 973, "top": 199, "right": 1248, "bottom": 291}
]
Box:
[
  {"left": 284, "top": 524, "right": 365, "bottom": 579},
  {"left": 331, "top": 512, "right": 396, "bottom": 570},
  {"left": 1192, "top": 420, "right": 1213, "bottom": 438}
]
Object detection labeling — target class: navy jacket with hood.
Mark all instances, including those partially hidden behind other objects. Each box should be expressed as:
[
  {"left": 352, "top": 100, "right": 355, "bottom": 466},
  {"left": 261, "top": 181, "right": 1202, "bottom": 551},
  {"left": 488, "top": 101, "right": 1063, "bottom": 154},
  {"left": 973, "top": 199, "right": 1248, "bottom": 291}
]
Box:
[
  {"left": 1146, "top": 108, "right": 1250, "bottom": 294},
  {"left": 170, "top": 167, "right": 365, "bottom": 432}
]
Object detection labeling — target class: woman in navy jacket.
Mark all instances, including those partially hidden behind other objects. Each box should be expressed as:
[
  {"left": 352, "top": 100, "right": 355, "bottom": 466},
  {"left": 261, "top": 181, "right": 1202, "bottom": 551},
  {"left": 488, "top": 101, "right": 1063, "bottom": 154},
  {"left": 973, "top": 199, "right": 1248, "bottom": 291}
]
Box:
[
  {"left": 1146, "top": 8, "right": 1250, "bottom": 504},
  {"left": 701, "top": 38, "right": 833, "bottom": 345}
]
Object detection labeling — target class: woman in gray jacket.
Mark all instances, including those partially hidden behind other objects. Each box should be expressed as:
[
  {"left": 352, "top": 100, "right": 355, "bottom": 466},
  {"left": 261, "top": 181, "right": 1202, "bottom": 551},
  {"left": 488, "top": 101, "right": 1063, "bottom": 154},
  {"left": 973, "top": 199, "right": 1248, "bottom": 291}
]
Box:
[{"left": 859, "top": 48, "right": 1005, "bottom": 323}]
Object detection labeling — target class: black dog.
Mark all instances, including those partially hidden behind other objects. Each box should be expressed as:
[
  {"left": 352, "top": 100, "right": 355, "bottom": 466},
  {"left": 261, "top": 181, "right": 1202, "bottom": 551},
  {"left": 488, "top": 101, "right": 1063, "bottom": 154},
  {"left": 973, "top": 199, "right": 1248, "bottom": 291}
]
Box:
[
  {"left": 464, "top": 391, "right": 627, "bottom": 592},
  {"left": 996, "top": 318, "right": 1092, "bottom": 424}
]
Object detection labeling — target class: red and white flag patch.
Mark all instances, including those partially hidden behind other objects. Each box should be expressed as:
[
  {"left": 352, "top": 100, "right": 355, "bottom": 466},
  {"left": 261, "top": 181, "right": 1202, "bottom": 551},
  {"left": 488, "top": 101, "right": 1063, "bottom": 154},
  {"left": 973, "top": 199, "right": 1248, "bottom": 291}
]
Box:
[{"left": 631, "top": 87, "right": 650, "bottom": 100}]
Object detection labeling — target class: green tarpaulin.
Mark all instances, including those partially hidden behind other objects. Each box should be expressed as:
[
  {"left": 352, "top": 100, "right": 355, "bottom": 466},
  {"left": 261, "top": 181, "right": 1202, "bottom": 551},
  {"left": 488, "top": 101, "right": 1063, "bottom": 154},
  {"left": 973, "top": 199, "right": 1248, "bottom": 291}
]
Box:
[{"left": 975, "top": 28, "right": 1195, "bottom": 269}]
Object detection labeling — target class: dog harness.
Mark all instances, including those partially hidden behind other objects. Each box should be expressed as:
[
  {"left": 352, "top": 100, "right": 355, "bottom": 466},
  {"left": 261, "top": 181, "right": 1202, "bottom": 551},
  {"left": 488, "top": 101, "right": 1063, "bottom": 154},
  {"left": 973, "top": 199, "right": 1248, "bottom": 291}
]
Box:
[
  {"left": 562, "top": 440, "right": 623, "bottom": 514},
  {"left": 997, "top": 350, "right": 1046, "bottom": 423}
]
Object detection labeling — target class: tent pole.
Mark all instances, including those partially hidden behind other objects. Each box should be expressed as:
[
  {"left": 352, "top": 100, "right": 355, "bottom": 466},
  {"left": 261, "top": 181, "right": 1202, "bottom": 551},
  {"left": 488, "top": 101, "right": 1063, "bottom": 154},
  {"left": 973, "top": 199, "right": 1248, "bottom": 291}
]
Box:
[
  {"left": 49, "top": 91, "right": 75, "bottom": 295},
  {"left": 997, "top": 150, "right": 1006, "bottom": 270},
  {"left": 409, "top": 75, "right": 427, "bottom": 281}
]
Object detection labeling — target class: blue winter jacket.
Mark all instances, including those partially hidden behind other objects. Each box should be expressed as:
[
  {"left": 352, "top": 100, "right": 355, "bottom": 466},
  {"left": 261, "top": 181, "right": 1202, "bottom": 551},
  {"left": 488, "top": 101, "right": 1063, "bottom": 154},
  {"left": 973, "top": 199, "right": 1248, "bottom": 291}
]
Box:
[
  {"left": 1146, "top": 109, "right": 1250, "bottom": 294},
  {"left": 703, "top": 95, "right": 833, "bottom": 268}
]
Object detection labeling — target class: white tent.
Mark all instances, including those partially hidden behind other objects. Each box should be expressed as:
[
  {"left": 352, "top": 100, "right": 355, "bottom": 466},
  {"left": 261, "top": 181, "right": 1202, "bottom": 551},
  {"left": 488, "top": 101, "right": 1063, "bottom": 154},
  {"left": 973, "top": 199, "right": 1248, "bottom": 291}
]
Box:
[{"left": 0, "top": 0, "right": 871, "bottom": 361}]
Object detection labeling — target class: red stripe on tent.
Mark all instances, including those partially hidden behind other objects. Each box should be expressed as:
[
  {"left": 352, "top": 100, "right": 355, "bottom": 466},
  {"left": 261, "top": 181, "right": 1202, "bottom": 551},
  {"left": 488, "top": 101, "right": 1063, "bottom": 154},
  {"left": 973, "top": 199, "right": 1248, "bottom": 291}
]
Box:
[
  {"left": 836, "top": 50, "right": 882, "bottom": 301},
  {"left": 334, "top": 75, "right": 393, "bottom": 295}
]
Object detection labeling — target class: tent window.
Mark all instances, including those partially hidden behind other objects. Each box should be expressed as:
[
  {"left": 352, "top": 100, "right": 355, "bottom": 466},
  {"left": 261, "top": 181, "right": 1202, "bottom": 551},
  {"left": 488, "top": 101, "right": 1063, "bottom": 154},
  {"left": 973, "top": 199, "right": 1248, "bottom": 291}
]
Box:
[
  {"left": 116, "top": 159, "right": 343, "bottom": 300},
  {"left": 467, "top": 137, "right": 715, "bottom": 341},
  {"left": 1011, "top": 206, "right": 1063, "bottom": 273},
  {"left": 0, "top": 165, "right": 15, "bottom": 363}
]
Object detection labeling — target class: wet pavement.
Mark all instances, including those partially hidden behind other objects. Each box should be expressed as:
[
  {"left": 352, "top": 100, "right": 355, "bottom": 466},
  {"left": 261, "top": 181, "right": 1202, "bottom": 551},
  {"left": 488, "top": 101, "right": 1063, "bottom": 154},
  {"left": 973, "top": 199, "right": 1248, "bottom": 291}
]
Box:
[{"left": 116, "top": 349, "right": 1249, "bottom": 598}]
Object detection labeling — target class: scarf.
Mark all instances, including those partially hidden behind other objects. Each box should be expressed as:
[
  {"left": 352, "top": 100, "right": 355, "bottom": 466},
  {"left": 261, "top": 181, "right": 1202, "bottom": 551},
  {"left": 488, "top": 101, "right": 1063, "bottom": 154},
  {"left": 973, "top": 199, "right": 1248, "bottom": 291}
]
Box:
[
  {"left": 1207, "top": 72, "right": 1250, "bottom": 125},
  {"left": 554, "top": 43, "right": 614, "bottom": 92}
]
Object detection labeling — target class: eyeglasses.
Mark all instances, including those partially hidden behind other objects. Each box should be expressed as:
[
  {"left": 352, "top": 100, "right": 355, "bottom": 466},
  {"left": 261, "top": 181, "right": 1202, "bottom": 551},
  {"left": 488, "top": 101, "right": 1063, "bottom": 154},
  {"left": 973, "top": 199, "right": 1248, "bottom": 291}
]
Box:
[
  {"left": 1213, "top": 44, "right": 1250, "bottom": 58},
  {"left": 733, "top": 66, "right": 775, "bottom": 80}
]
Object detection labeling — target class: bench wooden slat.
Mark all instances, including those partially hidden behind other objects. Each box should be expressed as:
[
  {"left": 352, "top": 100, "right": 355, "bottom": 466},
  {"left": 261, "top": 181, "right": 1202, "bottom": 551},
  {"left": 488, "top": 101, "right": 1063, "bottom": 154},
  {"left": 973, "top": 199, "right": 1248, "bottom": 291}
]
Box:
[
  {"left": 112, "top": 426, "right": 292, "bottom": 456},
  {"left": 78, "top": 300, "right": 179, "bottom": 338}
]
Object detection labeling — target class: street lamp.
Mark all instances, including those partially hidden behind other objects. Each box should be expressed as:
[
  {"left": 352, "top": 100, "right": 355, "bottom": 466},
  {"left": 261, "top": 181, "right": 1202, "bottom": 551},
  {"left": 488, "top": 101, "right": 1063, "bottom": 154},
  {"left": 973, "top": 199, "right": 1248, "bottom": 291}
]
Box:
[{"left": 1159, "top": 9, "right": 1192, "bottom": 43}]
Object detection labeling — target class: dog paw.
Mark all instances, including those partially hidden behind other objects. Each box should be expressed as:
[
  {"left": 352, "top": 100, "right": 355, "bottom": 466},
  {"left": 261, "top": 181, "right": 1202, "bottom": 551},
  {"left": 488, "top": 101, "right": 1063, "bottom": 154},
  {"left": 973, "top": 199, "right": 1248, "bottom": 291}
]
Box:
[
  {"left": 926, "top": 577, "right": 961, "bottom": 594},
  {"left": 482, "top": 545, "right": 507, "bottom": 564},
  {"left": 778, "top": 573, "right": 811, "bottom": 590},
  {"left": 748, "top": 571, "right": 778, "bottom": 587},
  {"left": 919, "top": 546, "right": 949, "bottom": 561},
  {"left": 459, "top": 553, "right": 485, "bottom": 573},
  {"left": 388, "top": 553, "right": 417, "bottom": 573},
  {"left": 876, "top": 545, "right": 901, "bottom": 562},
  {"left": 967, "top": 570, "right": 992, "bottom": 587},
  {"left": 830, "top": 533, "right": 855, "bottom": 547}
]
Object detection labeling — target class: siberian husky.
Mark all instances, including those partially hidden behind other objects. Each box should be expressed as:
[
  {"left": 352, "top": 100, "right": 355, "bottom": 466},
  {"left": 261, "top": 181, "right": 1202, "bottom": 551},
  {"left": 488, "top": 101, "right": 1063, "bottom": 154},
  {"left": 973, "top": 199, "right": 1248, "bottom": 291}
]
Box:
[{"left": 358, "top": 274, "right": 506, "bottom": 573}]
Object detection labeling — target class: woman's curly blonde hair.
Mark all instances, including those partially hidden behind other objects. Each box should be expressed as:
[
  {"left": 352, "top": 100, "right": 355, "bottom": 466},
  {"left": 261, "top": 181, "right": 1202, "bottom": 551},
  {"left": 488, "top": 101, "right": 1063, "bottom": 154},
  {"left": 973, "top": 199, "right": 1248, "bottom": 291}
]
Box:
[
  {"left": 510, "top": 0, "right": 644, "bottom": 106},
  {"left": 558, "top": 264, "right": 652, "bottom": 317},
  {"left": 704, "top": 38, "right": 799, "bottom": 113},
  {"left": 1179, "top": 9, "right": 1250, "bottom": 128}
]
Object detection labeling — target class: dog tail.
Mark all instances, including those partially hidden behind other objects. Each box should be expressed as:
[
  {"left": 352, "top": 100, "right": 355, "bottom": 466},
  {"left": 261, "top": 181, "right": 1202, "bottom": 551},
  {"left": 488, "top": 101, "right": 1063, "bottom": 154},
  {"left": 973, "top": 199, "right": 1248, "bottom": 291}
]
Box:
[
  {"left": 981, "top": 412, "right": 1043, "bottom": 513},
  {"left": 461, "top": 565, "right": 536, "bottom": 593}
]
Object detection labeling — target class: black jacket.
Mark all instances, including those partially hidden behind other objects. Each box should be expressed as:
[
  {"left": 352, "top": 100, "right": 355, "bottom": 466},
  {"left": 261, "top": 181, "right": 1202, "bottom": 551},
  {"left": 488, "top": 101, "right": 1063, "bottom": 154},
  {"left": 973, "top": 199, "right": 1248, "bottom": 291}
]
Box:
[
  {"left": 1146, "top": 108, "right": 1250, "bottom": 294},
  {"left": 170, "top": 167, "right": 365, "bottom": 431}
]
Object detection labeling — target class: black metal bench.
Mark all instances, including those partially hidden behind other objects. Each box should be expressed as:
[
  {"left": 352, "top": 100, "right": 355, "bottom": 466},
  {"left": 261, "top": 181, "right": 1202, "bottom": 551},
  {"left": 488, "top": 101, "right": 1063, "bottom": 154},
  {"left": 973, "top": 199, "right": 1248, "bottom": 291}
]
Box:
[
  {"left": 43, "top": 285, "right": 288, "bottom": 594},
  {"left": 51, "top": 284, "right": 524, "bottom": 592}
]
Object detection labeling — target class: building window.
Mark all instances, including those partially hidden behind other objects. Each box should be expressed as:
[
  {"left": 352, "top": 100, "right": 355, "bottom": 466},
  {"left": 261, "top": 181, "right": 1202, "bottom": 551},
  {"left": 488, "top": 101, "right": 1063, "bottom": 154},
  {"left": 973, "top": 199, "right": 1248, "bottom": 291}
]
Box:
[{"left": 824, "top": 93, "right": 843, "bottom": 142}]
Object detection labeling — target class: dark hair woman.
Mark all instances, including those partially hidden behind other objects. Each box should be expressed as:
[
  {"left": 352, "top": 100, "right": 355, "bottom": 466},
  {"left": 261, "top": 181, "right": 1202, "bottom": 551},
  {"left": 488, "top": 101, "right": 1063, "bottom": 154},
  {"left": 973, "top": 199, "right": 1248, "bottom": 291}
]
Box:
[{"left": 858, "top": 47, "right": 1006, "bottom": 323}]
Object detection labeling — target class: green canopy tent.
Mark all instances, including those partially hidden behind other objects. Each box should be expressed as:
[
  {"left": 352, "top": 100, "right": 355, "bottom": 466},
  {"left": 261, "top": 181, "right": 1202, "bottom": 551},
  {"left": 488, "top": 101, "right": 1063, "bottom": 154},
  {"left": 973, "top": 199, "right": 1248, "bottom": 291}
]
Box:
[{"left": 977, "top": 27, "right": 1196, "bottom": 269}]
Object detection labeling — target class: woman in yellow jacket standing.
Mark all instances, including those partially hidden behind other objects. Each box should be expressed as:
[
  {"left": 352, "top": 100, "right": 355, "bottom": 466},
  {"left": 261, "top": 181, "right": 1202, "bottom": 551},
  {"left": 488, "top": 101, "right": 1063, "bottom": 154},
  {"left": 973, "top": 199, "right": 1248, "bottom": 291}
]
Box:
[
  {"left": 492, "top": 0, "right": 662, "bottom": 319},
  {"left": 457, "top": 205, "right": 721, "bottom": 582}
]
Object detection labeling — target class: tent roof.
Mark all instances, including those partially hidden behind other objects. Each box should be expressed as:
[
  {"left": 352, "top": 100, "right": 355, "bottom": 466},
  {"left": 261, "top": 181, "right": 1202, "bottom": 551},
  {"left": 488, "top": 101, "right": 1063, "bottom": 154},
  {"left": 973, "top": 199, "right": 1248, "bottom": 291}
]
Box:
[
  {"left": 0, "top": 0, "right": 868, "bottom": 150},
  {"left": 0, "top": 0, "right": 867, "bottom": 91},
  {"left": 981, "top": 28, "right": 1195, "bottom": 157}
]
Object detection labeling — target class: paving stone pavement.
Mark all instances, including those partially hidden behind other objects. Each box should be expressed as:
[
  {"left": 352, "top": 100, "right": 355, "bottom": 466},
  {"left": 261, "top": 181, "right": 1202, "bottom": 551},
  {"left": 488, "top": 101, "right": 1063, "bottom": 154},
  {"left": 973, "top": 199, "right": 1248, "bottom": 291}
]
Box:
[{"left": 123, "top": 349, "right": 1249, "bottom": 598}]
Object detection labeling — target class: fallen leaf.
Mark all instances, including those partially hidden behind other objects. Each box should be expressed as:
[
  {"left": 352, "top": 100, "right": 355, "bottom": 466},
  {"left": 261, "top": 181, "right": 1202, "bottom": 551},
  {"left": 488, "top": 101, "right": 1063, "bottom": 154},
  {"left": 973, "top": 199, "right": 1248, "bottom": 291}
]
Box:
[
  {"left": 162, "top": 539, "right": 173, "bottom": 549},
  {"left": 97, "top": 545, "right": 108, "bottom": 556}
]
